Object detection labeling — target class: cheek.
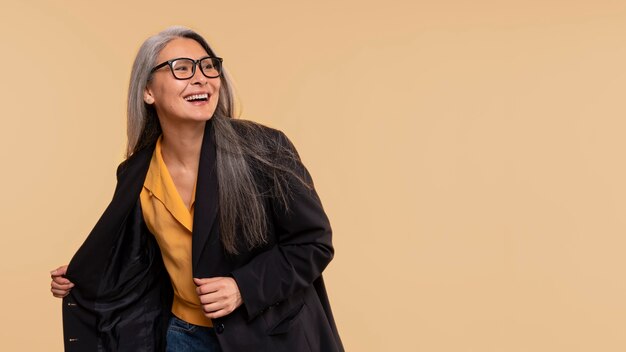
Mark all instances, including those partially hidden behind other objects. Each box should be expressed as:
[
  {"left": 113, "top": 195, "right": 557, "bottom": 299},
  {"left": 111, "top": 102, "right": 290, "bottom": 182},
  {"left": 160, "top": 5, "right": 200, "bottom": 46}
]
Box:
[
  {"left": 210, "top": 88, "right": 220, "bottom": 107},
  {"left": 212, "top": 79, "right": 221, "bottom": 95},
  {"left": 151, "top": 84, "right": 173, "bottom": 104}
]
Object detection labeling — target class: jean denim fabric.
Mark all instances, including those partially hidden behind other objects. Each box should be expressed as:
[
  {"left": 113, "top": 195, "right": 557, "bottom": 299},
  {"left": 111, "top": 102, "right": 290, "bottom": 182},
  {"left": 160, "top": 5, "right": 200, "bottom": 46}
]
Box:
[{"left": 166, "top": 315, "right": 222, "bottom": 352}]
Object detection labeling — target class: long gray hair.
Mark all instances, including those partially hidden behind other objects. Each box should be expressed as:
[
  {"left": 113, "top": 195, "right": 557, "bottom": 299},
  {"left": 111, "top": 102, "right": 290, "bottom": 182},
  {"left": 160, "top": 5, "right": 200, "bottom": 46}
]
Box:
[{"left": 126, "top": 26, "right": 307, "bottom": 254}]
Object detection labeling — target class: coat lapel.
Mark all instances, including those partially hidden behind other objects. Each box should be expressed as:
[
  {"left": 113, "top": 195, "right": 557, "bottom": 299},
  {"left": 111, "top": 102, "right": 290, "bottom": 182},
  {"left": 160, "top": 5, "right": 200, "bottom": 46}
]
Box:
[
  {"left": 65, "top": 143, "right": 155, "bottom": 297},
  {"left": 68, "top": 119, "right": 219, "bottom": 290},
  {"left": 192, "top": 119, "right": 219, "bottom": 274}
]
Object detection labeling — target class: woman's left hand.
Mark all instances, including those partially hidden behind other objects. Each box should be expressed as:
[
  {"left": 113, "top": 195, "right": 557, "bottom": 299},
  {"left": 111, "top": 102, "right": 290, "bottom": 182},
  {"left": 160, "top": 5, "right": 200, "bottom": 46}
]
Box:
[{"left": 194, "top": 277, "right": 243, "bottom": 319}]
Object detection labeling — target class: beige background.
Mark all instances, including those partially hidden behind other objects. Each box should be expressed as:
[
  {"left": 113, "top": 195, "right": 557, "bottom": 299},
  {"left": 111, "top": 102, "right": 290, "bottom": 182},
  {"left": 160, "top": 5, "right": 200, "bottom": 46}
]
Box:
[{"left": 1, "top": 0, "right": 626, "bottom": 351}]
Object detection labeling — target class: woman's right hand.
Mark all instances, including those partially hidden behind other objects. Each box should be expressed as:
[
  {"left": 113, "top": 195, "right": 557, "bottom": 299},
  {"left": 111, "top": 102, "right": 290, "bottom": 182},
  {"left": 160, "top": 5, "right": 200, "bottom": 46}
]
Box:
[{"left": 50, "top": 265, "right": 74, "bottom": 298}]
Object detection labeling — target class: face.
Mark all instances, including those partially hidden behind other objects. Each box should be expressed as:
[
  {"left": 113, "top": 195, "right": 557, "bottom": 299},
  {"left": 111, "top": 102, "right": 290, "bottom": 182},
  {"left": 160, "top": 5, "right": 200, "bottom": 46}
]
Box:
[{"left": 144, "top": 37, "right": 221, "bottom": 125}]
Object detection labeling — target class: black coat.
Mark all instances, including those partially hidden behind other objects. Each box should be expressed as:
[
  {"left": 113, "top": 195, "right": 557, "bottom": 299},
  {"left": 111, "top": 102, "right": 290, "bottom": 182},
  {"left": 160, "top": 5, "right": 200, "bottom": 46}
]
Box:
[{"left": 62, "top": 119, "right": 344, "bottom": 351}]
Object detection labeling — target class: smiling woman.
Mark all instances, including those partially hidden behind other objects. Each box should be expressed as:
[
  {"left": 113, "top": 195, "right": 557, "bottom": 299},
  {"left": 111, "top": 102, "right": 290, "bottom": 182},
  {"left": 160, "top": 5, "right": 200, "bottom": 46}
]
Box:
[
  {"left": 49, "top": 26, "right": 343, "bottom": 352},
  {"left": 144, "top": 38, "right": 222, "bottom": 127}
]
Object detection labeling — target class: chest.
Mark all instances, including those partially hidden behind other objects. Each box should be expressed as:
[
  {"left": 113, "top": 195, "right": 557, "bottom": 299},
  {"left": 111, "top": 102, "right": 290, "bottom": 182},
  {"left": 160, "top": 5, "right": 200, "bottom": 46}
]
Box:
[{"left": 168, "top": 167, "right": 197, "bottom": 210}]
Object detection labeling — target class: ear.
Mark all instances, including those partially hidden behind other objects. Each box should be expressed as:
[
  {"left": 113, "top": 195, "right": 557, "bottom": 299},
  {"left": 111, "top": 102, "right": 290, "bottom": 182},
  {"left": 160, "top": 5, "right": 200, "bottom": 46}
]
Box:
[{"left": 143, "top": 88, "right": 155, "bottom": 105}]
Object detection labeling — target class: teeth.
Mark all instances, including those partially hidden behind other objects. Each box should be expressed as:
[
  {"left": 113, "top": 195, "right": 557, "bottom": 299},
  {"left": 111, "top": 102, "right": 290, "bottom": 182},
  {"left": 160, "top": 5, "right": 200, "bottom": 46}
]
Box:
[{"left": 185, "top": 93, "right": 208, "bottom": 101}]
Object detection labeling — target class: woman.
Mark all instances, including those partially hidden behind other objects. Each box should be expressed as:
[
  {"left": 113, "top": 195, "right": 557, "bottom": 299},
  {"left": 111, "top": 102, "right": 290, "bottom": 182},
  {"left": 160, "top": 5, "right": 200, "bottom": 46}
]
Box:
[{"left": 50, "top": 26, "right": 343, "bottom": 352}]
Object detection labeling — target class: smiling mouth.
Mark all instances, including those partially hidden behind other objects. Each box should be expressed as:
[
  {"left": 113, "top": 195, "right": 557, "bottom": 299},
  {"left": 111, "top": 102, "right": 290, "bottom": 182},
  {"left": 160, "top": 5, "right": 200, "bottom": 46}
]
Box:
[{"left": 184, "top": 93, "right": 209, "bottom": 102}]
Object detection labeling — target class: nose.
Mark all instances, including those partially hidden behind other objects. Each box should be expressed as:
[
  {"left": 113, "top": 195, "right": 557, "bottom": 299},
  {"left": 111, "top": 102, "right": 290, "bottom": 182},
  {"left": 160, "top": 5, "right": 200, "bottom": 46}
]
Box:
[{"left": 190, "top": 63, "right": 207, "bottom": 85}]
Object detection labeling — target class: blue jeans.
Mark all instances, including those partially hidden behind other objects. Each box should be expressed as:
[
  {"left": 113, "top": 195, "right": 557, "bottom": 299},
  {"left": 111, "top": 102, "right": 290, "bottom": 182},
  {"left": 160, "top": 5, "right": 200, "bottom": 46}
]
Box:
[{"left": 166, "top": 315, "right": 222, "bottom": 352}]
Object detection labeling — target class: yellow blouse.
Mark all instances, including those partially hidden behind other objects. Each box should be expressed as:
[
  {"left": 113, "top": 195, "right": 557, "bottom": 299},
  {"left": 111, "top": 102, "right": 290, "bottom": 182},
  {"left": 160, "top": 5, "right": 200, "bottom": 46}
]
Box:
[{"left": 139, "top": 136, "right": 212, "bottom": 327}]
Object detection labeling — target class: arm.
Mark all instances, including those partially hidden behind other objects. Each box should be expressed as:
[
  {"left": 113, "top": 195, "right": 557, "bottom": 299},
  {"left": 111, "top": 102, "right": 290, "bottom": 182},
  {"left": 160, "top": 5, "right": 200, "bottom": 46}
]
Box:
[
  {"left": 50, "top": 161, "right": 126, "bottom": 300},
  {"left": 230, "top": 131, "right": 334, "bottom": 320}
]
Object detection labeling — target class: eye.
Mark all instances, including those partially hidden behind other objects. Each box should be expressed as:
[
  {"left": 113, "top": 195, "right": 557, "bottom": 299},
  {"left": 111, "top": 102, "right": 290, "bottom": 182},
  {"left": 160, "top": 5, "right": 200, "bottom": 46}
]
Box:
[{"left": 172, "top": 59, "right": 193, "bottom": 71}]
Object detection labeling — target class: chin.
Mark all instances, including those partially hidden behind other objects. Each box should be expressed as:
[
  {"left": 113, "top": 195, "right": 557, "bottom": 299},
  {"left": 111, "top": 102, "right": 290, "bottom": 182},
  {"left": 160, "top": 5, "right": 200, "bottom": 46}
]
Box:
[
  {"left": 188, "top": 115, "right": 214, "bottom": 122},
  {"left": 186, "top": 108, "right": 218, "bottom": 121}
]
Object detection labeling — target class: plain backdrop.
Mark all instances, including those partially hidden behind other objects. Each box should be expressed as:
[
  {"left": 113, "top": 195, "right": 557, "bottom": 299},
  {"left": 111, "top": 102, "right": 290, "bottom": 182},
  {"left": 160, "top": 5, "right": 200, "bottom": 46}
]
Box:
[{"left": 2, "top": 0, "right": 626, "bottom": 351}]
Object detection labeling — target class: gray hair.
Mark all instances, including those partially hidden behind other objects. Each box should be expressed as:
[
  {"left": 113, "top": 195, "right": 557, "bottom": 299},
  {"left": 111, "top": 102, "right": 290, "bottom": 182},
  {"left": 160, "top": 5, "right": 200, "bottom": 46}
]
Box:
[
  {"left": 125, "top": 26, "right": 308, "bottom": 254},
  {"left": 126, "top": 26, "right": 235, "bottom": 155}
]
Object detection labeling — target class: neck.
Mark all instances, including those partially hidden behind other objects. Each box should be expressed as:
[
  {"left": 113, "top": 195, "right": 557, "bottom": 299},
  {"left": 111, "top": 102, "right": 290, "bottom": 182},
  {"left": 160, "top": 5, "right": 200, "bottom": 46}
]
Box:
[{"left": 159, "top": 120, "right": 206, "bottom": 171}]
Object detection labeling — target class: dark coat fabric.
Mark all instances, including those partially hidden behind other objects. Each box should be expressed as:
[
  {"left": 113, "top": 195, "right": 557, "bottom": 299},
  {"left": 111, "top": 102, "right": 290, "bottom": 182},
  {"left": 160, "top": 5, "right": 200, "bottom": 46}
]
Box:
[{"left": 62, "top": 119, "right": 344, "bottom": 352}]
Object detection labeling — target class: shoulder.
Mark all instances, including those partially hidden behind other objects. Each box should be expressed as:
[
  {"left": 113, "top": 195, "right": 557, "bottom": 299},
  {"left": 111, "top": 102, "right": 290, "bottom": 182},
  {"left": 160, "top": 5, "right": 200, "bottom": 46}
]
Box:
[
  {"left": 230, "top": 119, "right": 286, "bottom": 141},
  {"left": 229, "top": 118, "right": 298, "bottom": 156},
  {"left": 116, "top": 141, "right": 157, "bottom": 181},
  {"left": 226, "top": 118, "right": 308, "bottom": 181}
]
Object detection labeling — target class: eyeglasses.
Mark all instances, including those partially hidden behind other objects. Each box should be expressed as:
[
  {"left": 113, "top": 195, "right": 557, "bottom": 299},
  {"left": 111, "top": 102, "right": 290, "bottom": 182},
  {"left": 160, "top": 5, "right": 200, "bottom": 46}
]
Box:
[{"left": 150, "top": 56, "right": 223, "bottom": 80}]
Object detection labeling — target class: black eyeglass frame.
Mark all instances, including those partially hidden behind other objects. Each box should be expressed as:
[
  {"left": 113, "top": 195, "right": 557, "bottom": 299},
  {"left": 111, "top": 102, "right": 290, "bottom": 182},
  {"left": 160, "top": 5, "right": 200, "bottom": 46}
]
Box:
[{"left": 150, "top": 56, "right": 223, "bottom": 80}]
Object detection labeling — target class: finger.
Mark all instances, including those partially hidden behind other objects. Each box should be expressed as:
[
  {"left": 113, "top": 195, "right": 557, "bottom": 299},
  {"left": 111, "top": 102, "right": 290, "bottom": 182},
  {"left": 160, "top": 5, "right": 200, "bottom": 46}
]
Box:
[
  {"left": 52, "top": 276, "right": 73, "bottom": 285},
  {"left": 201, "top": 301, "right": 225, "bottom": 313},
  {"left": 203, "top": 308, "right": 229, "bottom": 319},
  {"left": 195, "top": 282, "right": 222, "bottom": 295},
  {"left": 51, "top": 281, "right": 74, "bottom": 290},
  {"left": 193, "top": 277, "right": 211, "bottom": 286},
  {"left": 52, "top": 276, "right": 74, "bottom": 285},
  {"left": 51, "top": 288, "right": 69, "bottom": 296},
  {"left": 196, "top": 285, "right": 215, "bottom": 296},
  {"left": 51, "top": 288, "right": 70, "bottom": 297},
  {"left": 198, "top": 291, "right": 227, "bottom": 305},
  {"left": 50, "top": 265, "right": 69, "bottom": 277},
  {"left": 193, "top": 277, "right": 222, "bottom": 286}
]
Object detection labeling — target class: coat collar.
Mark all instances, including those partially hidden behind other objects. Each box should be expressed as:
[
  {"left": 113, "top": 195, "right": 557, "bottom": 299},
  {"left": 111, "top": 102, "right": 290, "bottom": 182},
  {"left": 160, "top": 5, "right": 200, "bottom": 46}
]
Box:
[
  {"left": 118, "top": 118, "right": 218, "bottom": 274},
  {"left": 190, "top": 119, "right": 219, "bottom": 273}
]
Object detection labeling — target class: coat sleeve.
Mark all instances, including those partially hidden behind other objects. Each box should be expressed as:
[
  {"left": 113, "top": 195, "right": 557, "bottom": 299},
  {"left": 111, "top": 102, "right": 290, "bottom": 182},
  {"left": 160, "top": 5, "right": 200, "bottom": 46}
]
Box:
[{"left": 230, "top": 131, "right": 334, "bottom": 321}]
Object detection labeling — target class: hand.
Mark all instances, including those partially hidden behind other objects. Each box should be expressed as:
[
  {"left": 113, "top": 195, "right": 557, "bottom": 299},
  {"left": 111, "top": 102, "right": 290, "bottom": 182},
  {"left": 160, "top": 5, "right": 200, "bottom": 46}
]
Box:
[
  {"left": 50, "top": 265, "right": 74, "bottom": 298},
  {"left": 194, "top": 277, "right": 243, "bottom": 319}
]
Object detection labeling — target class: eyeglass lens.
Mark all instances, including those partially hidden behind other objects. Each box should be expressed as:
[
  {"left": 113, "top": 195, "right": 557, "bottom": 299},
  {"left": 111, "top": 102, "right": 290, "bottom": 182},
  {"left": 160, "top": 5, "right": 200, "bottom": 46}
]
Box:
[{"left": 170, "top": 58, "right": 221, "bottom": 79}]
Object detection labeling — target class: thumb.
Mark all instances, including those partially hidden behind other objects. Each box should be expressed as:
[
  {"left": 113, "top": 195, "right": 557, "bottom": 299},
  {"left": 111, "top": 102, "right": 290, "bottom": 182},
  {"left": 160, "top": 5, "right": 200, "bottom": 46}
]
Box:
[
  {"left": 193, "top": 277, "right": 219, "bottom": 286},
  {"left": 51, "top": 266, "right": 67, "bottom": 277}
]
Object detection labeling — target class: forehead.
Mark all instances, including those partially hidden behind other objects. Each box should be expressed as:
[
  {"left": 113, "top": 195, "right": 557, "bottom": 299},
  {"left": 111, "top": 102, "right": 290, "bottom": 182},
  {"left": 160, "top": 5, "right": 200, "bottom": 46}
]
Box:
[{"left": 157, "top": 38, "right": 209, "bottom": 62}]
